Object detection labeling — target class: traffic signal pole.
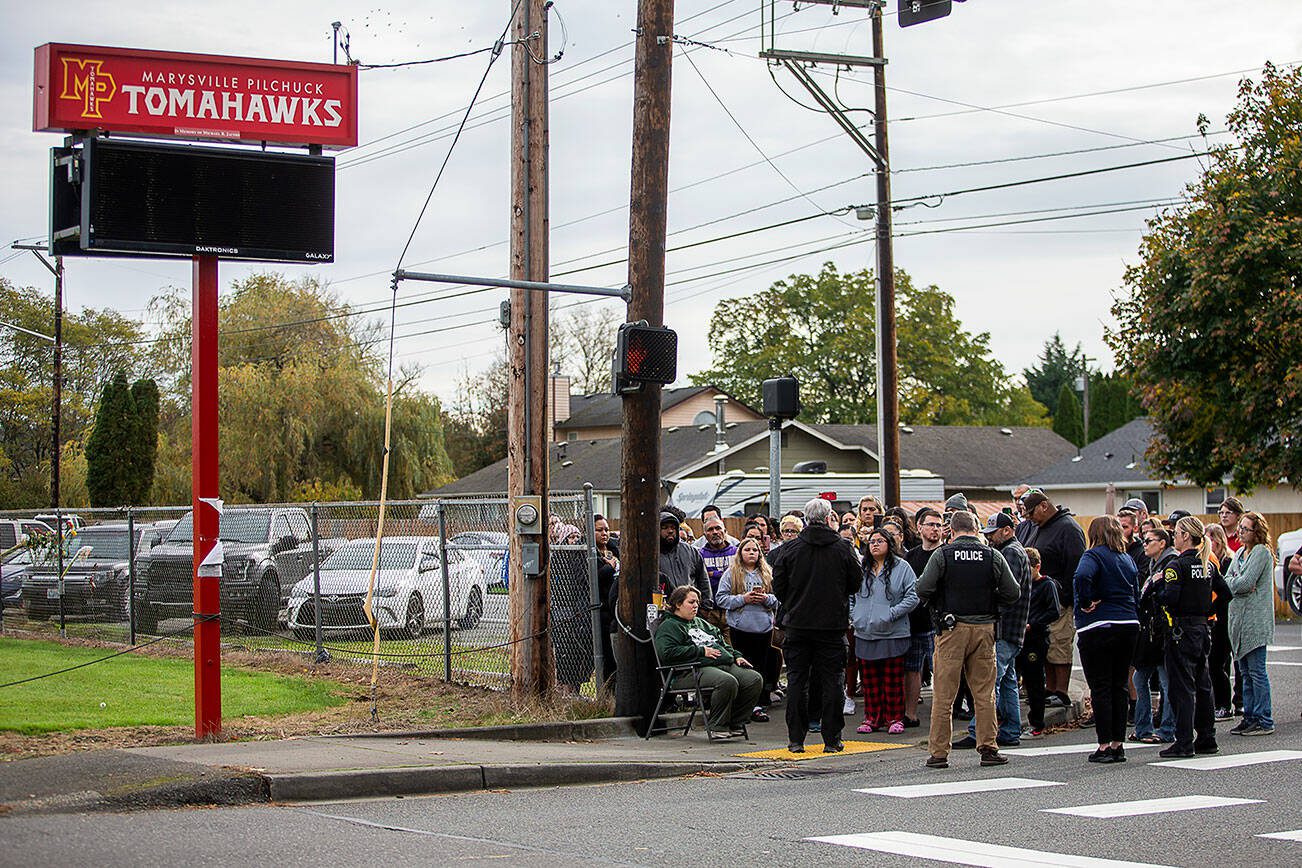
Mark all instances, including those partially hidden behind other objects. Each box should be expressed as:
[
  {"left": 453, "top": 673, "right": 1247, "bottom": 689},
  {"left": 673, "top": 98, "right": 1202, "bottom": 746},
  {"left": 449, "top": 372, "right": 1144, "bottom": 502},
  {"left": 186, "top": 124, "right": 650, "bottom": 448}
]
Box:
[{"left": 616, "top": 0, "right": 675, "bottom": 728}]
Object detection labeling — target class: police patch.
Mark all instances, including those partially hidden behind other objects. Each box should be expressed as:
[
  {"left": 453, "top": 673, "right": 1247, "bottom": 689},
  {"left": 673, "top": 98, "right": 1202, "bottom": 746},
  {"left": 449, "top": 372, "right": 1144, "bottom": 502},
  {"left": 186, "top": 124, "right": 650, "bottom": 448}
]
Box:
[{"left": 1164, "top": 567, "right": 1179, "bottom": 583}]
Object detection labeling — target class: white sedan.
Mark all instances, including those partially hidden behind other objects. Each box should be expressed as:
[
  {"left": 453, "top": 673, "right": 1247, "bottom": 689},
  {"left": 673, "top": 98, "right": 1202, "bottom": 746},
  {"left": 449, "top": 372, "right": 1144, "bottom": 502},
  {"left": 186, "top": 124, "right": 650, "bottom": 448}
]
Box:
[{"left": 286, "top": 537, "right": 486, "bottom": 640}]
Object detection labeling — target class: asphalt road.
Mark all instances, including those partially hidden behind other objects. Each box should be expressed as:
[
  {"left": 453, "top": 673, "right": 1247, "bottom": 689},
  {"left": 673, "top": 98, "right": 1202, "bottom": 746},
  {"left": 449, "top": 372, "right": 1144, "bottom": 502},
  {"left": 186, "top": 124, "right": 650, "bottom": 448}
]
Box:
[{"left": 4, "top": 622, "right": 1300, "bottom": 868}]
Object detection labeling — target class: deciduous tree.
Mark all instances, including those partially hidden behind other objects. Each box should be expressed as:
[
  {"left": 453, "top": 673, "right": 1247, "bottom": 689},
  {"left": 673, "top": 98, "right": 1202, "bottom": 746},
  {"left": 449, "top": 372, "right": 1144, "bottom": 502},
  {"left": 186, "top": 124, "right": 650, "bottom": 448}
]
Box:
[
  {"left": 691, "top": 263, "right": 1049, "bottom": 426},
  {"left": 1108, "top": 63, "right": 1302, "bottom": 490}
]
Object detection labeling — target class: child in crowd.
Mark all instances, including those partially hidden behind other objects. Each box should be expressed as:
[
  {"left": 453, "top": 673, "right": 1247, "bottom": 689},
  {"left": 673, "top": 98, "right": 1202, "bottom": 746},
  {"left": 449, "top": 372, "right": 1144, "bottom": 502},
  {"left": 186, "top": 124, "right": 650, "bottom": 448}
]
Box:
[{"left": 1018, "top": 546, "right": 1061, "bottom": 738}]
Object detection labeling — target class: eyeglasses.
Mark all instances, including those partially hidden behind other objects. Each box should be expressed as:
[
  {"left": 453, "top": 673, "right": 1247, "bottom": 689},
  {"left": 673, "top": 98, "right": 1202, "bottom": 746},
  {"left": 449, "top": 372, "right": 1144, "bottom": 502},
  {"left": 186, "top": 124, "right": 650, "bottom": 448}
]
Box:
[
  {"left": 868, "top": 538, "right": 889, "bottom": 545},
  {"left": 921, "top": 522, "right": 943, "bottom": 529},
  {"left": 781, "top": 528, "right": 799, "bottom": 535},
  {"left": 1142, "top": 537, "right": 1162, "bottom": 545}
]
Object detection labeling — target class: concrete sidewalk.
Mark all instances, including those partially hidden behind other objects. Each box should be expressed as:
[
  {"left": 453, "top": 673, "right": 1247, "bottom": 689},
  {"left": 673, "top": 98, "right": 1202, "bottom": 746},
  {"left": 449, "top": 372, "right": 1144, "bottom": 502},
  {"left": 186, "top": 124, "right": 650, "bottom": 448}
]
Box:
[{"left": 0, "top": 679, "right": 1084, "bottom": 816}]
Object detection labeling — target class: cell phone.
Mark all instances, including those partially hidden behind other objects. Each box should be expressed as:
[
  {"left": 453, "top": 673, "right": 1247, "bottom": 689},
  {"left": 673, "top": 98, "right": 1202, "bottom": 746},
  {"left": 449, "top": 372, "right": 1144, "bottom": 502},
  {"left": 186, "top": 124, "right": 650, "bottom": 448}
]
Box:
[
  {"left": 872, "top": 514, "right": 883, "bottom": 529},
  {"left": 1002, "top": 507, "right": 1014, "bottom": 516}
]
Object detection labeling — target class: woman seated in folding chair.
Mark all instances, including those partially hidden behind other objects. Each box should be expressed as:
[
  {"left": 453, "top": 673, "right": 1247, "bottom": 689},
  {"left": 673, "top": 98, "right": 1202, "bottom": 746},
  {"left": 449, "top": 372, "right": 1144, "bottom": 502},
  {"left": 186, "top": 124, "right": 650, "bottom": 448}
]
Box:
[{"left": 653, "top": 585, "right": 764, "bottom": 737}]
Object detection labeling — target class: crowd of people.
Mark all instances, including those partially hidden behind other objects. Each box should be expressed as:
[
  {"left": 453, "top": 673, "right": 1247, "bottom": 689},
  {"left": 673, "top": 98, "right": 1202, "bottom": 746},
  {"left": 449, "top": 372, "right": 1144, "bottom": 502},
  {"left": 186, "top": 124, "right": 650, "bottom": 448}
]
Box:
[{"left": 639, "top": 488, "right": 1292, "bottom": 767}]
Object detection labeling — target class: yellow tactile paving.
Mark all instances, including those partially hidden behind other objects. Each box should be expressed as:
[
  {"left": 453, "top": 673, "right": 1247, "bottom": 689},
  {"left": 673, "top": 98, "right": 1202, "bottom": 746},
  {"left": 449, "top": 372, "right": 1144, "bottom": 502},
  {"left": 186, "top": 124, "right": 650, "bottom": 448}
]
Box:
[{"left": 735, "top": 740, "right": 908, "bottom": 761}]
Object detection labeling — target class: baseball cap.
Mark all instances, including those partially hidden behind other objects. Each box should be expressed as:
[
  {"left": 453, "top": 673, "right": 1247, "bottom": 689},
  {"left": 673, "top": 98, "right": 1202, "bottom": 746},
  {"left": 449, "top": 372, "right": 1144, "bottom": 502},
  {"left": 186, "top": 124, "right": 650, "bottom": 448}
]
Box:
[
  {"left": 1021, "top": 491, "right": 1051, "bottom": 512},
  {"left": 1122, "top": 497, "right": 1149, "bottom": 513},
  {"left": 1162, "top": 509, "right": 1191, "bottom": 527},
  {"left": 981, "top": 512, "right": 1016, "bottom": 533},
  {"left": 658, "top": 511, "right": 681, "bottom": 527}
]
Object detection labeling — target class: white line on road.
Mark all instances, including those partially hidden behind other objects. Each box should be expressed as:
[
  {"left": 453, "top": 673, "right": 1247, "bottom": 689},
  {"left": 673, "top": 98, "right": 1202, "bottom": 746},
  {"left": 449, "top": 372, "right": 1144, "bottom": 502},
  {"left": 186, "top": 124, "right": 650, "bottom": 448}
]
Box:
[
  {"left": 1257, "top": 829, "right": 1302, "bottom": 842},
  {"left": 855, "top": 777, "right": 1064, "bottom": 798},
  {"left": 807, "top": 830, "right": 1175, "bottom": 867},
  {"left": 1150, "top": 749, "right": 1302, "bottom": 770},
  {"left": 1266, "top": 660, "right": 1302, "bottom": 666},
  {"left": 1265, "top": 645, "right": 1300, "bottom": 652},
  {"left": 1043, "top": 795, "right": 1262, "bottom": 818},
  {"left": 1001, "top": 741, "right": 1162, "bottom": 757}
]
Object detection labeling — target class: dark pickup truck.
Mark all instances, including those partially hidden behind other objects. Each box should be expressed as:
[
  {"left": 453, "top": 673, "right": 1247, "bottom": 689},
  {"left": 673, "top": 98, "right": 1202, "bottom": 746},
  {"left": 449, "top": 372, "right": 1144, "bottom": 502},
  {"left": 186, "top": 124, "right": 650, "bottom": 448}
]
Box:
[
  {"left": 133, "top": 507, "right": 339, "bottom": 633},
  {"left": 20, "top": 524, "right": 149, "bottom": 622}
]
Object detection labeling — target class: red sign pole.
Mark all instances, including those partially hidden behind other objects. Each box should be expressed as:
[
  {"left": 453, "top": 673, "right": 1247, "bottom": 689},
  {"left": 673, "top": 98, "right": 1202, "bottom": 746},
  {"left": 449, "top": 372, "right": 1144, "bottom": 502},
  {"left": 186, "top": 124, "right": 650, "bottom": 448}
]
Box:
[{"left": 192, "top": 254, "right": 221, "bottom": 739}]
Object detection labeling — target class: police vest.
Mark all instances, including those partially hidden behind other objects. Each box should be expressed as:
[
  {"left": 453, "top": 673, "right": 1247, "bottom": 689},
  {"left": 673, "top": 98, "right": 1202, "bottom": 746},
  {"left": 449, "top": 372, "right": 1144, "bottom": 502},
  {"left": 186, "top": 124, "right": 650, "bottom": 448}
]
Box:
[
  {"left": 1163, "top": 552, "right": 1213, "bottom": 617},
  {"left": 939, "top": 542, "right": 998, "bottom": 617}
]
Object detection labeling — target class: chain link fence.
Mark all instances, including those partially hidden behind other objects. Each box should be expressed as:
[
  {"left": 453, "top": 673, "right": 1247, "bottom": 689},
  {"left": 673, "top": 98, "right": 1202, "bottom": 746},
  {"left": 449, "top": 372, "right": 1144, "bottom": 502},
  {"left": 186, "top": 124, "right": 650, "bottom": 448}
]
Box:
[{"left": 0, "top": 493, "right": 603, "bottom": 696}]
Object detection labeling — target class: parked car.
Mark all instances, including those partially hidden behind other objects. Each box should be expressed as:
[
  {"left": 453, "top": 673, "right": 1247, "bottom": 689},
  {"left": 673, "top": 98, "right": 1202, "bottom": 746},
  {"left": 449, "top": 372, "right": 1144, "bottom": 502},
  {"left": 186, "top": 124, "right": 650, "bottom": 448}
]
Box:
[
  {"left": 134, "top": 507, "right": 341, "bottom": 633},
  {"left": 2, "top": 547, "right": 37, "bottom": 608},
  {"left": 1275, "top": 527, "right": 1302, "bottom": 617},
  {"left": 20, "top": 523, "right": 156, "bottom": 622},
  {"left": 0, "top": 519, "right": 54, "bottom": 550},
  {"left": 286, "top": 537, "right": 486, "bottom": 641},
  {"left": 33, "top": 513, "right": 84, "bottom": 533},
  {"left": 448, "top": 531, "right": 508, "bottom": 589}
]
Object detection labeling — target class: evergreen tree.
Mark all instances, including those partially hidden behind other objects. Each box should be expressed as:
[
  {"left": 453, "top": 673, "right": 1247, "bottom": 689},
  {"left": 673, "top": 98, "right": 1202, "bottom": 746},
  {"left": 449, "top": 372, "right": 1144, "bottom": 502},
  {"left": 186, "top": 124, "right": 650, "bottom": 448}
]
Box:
[
  {"left": 85, "top": 372, "right": 137, "bottom": 506},
  {"left": 127, "top": 378, "right": 160, "bottom": 504},
  {"left": 1053, "top": 383, "right": 1085, "bottom": 448},
  {"left": 1024, "top": 333, "right": 1087, "bottom": 417}
]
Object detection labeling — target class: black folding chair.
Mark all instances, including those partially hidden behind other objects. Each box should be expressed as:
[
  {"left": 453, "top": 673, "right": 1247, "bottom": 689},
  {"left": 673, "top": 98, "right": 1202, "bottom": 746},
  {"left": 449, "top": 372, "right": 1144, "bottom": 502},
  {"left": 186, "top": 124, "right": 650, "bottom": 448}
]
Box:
[{"left": 644, "top": 621, "right": 747, "bottom": 740}]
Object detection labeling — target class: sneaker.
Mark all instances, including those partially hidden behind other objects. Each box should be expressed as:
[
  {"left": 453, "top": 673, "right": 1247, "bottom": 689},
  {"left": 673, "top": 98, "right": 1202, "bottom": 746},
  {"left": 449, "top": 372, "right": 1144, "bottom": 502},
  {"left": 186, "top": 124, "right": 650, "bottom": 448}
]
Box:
[
  {"left": 1158, "top": 745, "right": 1194, "bottom": 758},
  {"left": 996, "top": 736, "right": 1021, "bottom": 747},
  {"left": 1110, "top": 745, "right": 1127, "bottom": 763},
  {"left": 750, "top": 707, "right": 770, "bottom": 723},
  {"left": 1214, "top": 707, "right": 1233, "bottom": 721},
  {"left": 809, "top": 720, "right": 822, "bottom": 733},
  {"left": 1241, "top": 724, "right": 1275, "bottom": 736},
  {"left": 925, "top": 754, "right": 949, "bottom": 769},
  {"left": 953, "top": 708, "right": 974, "bottom": 721},
  {"left": 979, "top": 747, "right": 1008, "bottom": 767},
  {"left": 903, "top": 717, "right": 921, "bottom": 728},
  {"left": 1230, "top": 719, "right": 1252, "bottom": 734},
  {"left": 888, "top": 720, "right": 905, "bottom": 735},
  {"left": 843, "top": 694, "right": 857, "bottom": 715},
  {"left": 1023, "top": 728, "right": 1046, "bottom": 740},
  {"left": 787, "top": 742, "right": 805, "bottom": 753},
  {"left": 823, "top": 741, "right": 845, "bottom": 753},
  {"left": 1088, "top": 747, "right": 1114, "bottom": 764},
  {"left": 1045, "top": 694, "right": 1070, "bottom": 708},
  {"left": 1194, "top": 741, "right": 1220, "bottom": 755},
  {"left": 952, "top": 735, "right": 978, "bottom": 750}
]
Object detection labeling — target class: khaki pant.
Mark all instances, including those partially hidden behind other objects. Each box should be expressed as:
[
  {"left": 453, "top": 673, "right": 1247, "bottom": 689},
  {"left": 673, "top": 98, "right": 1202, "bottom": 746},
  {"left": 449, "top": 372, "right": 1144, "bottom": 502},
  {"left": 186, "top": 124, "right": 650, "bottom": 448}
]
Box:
[{"left": 928, "top": 622, "right": 998, "bottom": 756}]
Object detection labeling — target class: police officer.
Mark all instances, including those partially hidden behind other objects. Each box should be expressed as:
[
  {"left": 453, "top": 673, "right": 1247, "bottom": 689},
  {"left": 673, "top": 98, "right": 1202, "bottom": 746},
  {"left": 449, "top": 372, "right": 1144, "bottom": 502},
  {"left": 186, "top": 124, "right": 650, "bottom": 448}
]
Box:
[
  {"left": 915, "top": 510, "right": 1022, "bottom": 769},
  {"left": 1158, "top": 516, "right": 1220, "bottom": 758}
]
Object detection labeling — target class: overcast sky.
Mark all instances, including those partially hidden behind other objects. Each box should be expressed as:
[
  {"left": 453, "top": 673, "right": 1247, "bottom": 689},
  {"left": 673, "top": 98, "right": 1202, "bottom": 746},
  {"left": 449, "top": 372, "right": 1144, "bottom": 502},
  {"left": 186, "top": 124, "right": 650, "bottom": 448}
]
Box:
[{"left": 3, "top": 1, "right": 1301, "bottom": 407}]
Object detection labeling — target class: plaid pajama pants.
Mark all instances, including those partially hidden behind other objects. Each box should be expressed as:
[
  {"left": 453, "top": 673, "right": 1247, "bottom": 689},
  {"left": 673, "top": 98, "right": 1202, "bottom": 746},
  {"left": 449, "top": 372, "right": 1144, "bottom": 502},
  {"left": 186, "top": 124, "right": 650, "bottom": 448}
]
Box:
[{"left": 859, "top": 654, "right": 906, "bottom": 726}]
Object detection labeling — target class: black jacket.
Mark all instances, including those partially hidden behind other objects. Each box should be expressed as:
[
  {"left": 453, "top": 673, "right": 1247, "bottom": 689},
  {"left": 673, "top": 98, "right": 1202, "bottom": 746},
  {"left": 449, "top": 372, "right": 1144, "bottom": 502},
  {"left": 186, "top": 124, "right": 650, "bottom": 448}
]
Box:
[
  {"left": 1027, "top": 576, "right": 1062, "bottom": 632},
  {"left": 1022, "top": 506, "right": 1086, "bottom": 608},
  {"left": 772, "top": 522, "right": 861, "bottom": 632},
  {"left": 903, "top": 545, "right": 941, "bottom": 635}
]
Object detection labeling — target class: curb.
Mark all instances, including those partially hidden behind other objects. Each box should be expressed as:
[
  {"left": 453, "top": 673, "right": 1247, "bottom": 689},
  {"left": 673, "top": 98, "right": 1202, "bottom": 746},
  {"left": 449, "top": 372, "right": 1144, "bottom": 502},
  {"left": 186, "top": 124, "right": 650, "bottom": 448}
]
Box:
[
  {"left": 265, "top": 760, "right": 758, "bottom": 802},
  {"left": 324, "top": 713, "right": 693, "bottom": 743}
]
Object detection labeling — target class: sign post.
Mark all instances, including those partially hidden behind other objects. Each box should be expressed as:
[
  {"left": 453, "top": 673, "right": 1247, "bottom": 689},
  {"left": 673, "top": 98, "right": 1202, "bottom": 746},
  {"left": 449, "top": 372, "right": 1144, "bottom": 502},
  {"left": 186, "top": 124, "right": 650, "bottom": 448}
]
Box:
[{"left": 192, "top": 255, "right": 221, "bottom": 738}]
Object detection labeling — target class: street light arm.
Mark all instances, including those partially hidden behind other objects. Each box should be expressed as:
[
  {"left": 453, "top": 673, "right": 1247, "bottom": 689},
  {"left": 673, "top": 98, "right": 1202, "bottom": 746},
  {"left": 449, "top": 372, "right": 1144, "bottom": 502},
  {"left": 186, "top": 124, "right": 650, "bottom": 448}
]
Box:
[{"left": 0, "top": 320, "right": 56, "bottom": 343}]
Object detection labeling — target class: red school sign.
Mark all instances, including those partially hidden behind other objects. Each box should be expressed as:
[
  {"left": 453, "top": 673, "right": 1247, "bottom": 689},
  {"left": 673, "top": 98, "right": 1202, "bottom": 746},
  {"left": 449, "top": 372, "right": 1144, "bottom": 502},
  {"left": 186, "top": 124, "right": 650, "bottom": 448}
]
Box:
[{"left": 34, "top": 43, "right": 358, "bottom": 149}]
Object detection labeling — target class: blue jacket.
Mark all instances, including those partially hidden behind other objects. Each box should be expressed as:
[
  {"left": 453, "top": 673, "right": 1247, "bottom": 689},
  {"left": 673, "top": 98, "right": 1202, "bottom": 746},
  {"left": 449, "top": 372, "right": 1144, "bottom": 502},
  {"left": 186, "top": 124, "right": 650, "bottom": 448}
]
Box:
[
  {"left": 850, "top": 557, "right": 919, "bottom": 642},
  {"left": 1073, "top": 545, "right": 1140, "bottom": 633}
]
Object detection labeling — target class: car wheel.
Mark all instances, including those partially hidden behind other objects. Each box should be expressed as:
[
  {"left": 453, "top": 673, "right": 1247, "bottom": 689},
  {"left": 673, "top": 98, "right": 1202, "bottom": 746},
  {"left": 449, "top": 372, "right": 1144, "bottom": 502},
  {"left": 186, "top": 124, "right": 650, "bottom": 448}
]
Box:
[
  {"left": 1288, "top": 574, "right": 1302, "bottom": 618},
  {"left": 253, "top": 574, "right": 280, "bottom": 632},
  {"left": 400, "top": 593, "right": 425, "bottom": 640},
  {"left": 458, "top": 586, "right": 483, "bottom": 630}
]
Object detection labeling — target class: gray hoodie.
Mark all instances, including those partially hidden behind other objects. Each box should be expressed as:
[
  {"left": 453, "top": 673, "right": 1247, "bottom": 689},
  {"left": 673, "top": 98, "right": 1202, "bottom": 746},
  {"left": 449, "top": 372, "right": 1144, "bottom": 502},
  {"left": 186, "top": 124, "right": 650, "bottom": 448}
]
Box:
[{"left": 714, "top": 568, "right": 778, "bottom": 634}]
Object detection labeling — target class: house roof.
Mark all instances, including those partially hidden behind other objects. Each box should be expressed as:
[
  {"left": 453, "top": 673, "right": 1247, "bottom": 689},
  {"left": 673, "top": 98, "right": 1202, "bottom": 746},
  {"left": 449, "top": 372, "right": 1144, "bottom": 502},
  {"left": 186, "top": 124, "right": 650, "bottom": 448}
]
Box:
[
  {"left": 425, "top": 420, "right": 1078, "bottom": 497},
  {"left": 1023, "top": 418, "right": 1165, "bottom": 487},
  {"left": 817, "top": 424, "right": 1078, "bottom": 488},
  {"left": 555, "top": 386, "right": 759, "bottom": 430}
]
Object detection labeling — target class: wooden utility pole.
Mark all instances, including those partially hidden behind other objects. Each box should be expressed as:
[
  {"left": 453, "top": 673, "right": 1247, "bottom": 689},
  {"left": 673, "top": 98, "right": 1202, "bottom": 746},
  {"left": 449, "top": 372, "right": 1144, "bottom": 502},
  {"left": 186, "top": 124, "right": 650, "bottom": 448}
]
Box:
[
  {"left": 507, "top": 0, "right": 555, "bottom": 699},
  {"left": 615, "top": 0, "right": 675, "bottom": 726},
  {"left": 872, "top": 5, "right": 900, "bottom": 507}
]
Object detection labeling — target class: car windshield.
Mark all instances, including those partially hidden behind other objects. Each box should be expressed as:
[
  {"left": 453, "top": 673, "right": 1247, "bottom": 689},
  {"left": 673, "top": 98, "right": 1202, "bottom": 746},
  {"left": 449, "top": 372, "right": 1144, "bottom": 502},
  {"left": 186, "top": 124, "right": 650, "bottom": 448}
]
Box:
[
  {"left": 321, "top": 542, "right": 419, "bottom": 572},
  {"left": 66, "top": 529, "right": 132, "bottom": 560},
  {"left": 166, "top": 511, "right": 273, "bottom": 544},
  {"left": 3, "top": 549, "right": 34, "bottom": 565}
]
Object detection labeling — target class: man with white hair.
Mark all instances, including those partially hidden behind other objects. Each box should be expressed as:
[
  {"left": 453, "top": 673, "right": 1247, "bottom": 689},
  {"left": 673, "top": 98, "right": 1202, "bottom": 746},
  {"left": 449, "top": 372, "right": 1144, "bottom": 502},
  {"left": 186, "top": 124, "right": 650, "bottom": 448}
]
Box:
[{"left": 772, "top": 497, "right": 862, "bottom": 753}]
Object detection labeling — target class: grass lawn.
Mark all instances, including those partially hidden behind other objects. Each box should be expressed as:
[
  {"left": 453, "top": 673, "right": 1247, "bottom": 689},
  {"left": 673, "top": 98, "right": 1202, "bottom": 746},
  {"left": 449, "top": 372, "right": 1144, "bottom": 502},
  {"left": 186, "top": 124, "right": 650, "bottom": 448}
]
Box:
[{"left": 0, "top": 638, "right": 348, "bottom": 734}]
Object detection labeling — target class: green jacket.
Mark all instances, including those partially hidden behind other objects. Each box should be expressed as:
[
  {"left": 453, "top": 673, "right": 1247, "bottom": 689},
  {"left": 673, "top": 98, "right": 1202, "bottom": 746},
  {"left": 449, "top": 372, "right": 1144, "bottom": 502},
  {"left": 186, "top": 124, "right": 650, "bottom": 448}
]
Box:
[
  {"left": 654, "top": 613, "right": 741, "bottom": 668},
  {"left": 1224, "top": 543, "right": 1275, "bottom": 659}
]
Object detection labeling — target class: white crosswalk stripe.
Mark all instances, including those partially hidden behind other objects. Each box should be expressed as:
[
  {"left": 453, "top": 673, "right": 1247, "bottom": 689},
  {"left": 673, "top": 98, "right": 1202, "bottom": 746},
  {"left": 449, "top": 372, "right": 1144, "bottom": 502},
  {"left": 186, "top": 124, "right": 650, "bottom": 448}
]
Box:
[
  {"left": 807, "top": 830, "right": 1176, "bottom": 867},
  {"left": 1001, "top": 741, "right": 1162, "bottom": 757},
  {"left": 1149, "top": 749, "right": 1302, "bottom": 770},
  {"left": 1043, "top": 795, "right": 1262, "bottom": 818},
  {"left": 854, "top": 777, "right": 1063, "bottom": 798},
  {"left": 1257, "top": 829, "right": 1302, "bottom": 842}
]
